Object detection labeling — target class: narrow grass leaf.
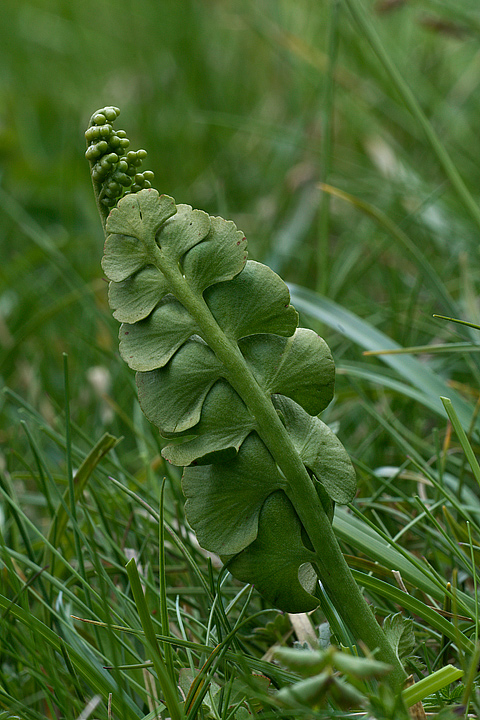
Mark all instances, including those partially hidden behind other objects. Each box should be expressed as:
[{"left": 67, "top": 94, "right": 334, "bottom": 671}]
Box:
[
  {"left": 334, "top": 508, "right": 476, "bottom": 618},
  {"left": 441, "top": 396, "right": 480, "bottom": 492},
  {"left": 125, "top": 558, "right": 184, "bottom": 720},
  {"left": 402, "top": 665, "right": 463, "bottom": 707},
  {"left": 351, "top": 571, "right": 474, "bottom": 655},
  {"left": 45, "top": 432, "right": 119, "bottom": 564},
  {"left": 319, "top": 183, "right": 457, "bottom": 316},
  {"left": 342, "top": 0, "right": 480, "bottom": 232},
  {"left": 158, "top": 478, "right": 175, "bottom": 685},
  {"left": 289, "top": 286, "right": 476, "bottom": 431},
  {"left": 0, "top": 595, "right": 142, "bottom": 719}
]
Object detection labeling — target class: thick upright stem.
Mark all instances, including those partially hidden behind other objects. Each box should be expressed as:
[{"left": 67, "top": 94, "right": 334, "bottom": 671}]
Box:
[
  {"left": 143, "top": 244, "right": 407, "bottom": 691},
  {"left": 287, "top": 480, "right": 407, "bottom": 690}
]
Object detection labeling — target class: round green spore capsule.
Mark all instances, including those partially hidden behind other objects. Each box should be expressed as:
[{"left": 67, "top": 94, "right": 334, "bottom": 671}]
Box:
[
  {"left": 102, "top": 196, "right": 116, "bottom": 206},
  {"left": 85, "top": 126, "right": 101, "bottom": 141},
  {"left": 99, "top": 156, "right": 113, "bottom": 170},
  {"left": 116, "top": 173, "right": 132, "bottom": 187},
  {"left": 107, "top": 181, "right": 121, "bottom": 194},
  {"left": 104, "top": 107, "right": 119, "bottom": 121},
  {"left": 85, "top": 145, "right": 101, "bottom": 160}
]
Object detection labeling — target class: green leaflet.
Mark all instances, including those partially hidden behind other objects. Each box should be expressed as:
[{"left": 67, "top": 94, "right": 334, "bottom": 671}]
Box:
[
  {"left": 99, "top": 180, "right": 356, "bottom": 614},
  {"left": 272, "top": 395, "right": 356, "bottom": 505},
  {"left": 137, "top": 339, "right": 223, "bottom": 433},
  {"left": 162, "top": 380, "right": 255, "bottom": 465},
  {"left": 226, "top": 491, "right": 319, "bottom": 614},
  {"left": 239, "top": 328, "right": 334, "bottom": 416},
  {"left": 120, "top": 298, "right": 200, "bottom": 372},
  {"left": 102, "top": 193, "right": 177, "bottom": 280},
  {"left": 109, "top": 267, "right": 171, "bottom": 323},
  {"left": 182, "top": 433, "right": 286, "bottom": 555},
  {"left": 204, "top": 260, "right": 298, "bottom": 340},
  {"left": 183, "top": 215, "right": 248, "bottom": 293},
  {"left": 383, "top": 613, "right": 415, "bottom": 666}
]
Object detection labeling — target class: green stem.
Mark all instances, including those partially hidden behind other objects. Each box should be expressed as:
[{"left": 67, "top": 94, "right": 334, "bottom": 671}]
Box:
[{"left": 142, "top": 240, "right": 407, "bottom": 691}]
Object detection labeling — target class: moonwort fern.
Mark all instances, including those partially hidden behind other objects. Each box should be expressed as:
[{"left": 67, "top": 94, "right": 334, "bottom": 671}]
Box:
[{"left": 86, "top": 107, "right": 407, "bottom": 690}]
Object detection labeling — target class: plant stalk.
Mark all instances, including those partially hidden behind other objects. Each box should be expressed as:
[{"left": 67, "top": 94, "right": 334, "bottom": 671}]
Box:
[{"left": 136, "top": 237, "right": 407, "bottom": 691}]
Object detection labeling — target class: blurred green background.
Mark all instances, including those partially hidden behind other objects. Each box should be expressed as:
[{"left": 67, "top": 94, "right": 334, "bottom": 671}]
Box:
[
  {"left": 4, "top": 1, "right": 480, "bottom": 715},
  {"left": 2, "top": 0, "right": 480, "bottom": 459}
]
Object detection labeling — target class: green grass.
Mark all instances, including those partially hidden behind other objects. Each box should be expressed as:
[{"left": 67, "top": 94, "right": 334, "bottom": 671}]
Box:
[{"left": 3, "top": 0, "right": 480, "bottom": 717}]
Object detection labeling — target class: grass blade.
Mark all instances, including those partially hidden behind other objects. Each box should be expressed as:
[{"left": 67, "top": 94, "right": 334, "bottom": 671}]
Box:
[
  {"left": 342, "top": 0, "right": 480, "bottom": 232},
  {"left": 441, "top": 396, "right": 480, "bottom": 492},
  {"left": 289, "top": 285, "right": 477, "bottom": 431},
  {"left": 402, "top": 665, "right": 463, "bottom": 707},
  {"left": 319, "top": 183, "right": 458, "bottom": 318},
  {"left": 125, "top": 557, "right": 184, "bottom": 720},
  {"left": 158, "top": 477, "right": 176, "bottom": 685},
  {"left": 334, "top": 508, "right": 476, "bottom": 618},
  {"left": 45, "top": 431, "right": 119, "bottom": 566},
  {"left": 351, "top": 571, "right": 474, "bottom": 655},
  {"left": 0, "top": 594, "right": 142, "bottom": 719}
]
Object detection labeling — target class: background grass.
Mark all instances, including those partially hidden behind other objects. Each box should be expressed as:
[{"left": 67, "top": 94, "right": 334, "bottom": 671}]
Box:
[{"left": 3, "top": 0, "right": 480, "bottom": 717}]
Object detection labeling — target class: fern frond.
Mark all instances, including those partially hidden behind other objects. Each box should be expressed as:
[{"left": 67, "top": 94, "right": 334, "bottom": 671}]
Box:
[{"left": 86, "top": 108, "right": 407, "bottom": 692}]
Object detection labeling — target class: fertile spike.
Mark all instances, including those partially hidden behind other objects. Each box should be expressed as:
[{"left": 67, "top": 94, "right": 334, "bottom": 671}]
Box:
[{"left": 85, "top": 106, "right": 154, "bottom": 218}]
